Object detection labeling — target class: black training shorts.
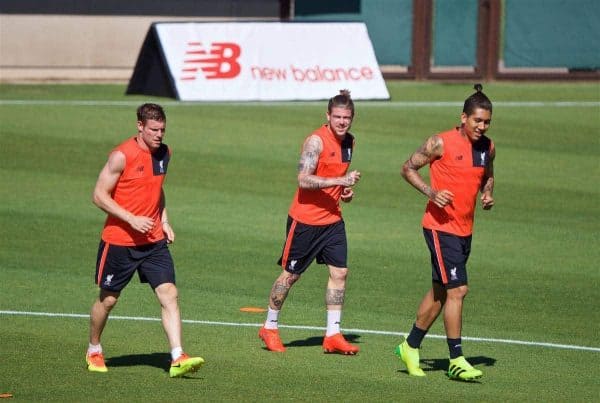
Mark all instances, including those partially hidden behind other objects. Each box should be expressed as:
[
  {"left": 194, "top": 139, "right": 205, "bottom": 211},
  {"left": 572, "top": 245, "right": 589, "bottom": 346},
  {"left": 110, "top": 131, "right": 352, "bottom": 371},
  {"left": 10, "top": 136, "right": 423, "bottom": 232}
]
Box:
[
  {"left": 95, "top": 239, "right": 175, "bottom": 292},
  {"left": 277, "top": 216, "right": 348, "bottom": 275},
  {"left": 423, "top": 228, "right": 471, "bottom": 289}
]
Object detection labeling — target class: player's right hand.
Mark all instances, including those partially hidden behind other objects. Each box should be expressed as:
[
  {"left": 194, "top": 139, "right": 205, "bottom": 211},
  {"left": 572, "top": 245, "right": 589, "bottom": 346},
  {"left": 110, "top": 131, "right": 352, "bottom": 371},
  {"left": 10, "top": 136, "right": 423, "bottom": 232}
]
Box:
[
  {"left": 129, "top": 215, "right": 155, "bottom": 234},
  {"left": 431, "top": 189, "right": 454, "bottom": 208}
]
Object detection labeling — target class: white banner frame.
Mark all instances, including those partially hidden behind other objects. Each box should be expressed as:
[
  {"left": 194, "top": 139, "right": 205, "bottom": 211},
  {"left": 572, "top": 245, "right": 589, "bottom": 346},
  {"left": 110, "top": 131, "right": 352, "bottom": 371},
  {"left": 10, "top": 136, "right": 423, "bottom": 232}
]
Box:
[{"left": 150, "top": 21, "right": 390, "bottom": 101}]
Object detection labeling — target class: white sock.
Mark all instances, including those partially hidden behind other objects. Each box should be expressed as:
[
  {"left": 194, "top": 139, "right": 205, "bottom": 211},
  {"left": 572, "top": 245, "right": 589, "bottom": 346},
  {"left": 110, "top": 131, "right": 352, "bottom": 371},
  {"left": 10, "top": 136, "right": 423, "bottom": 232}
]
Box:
[
  {"left": 171, "top": 346, "right": 183, "bottom": 361},
  {"left": 87, "top": 343, "right": 102, "bottom": 355},
  {"left": 326, "top": 310, "right": 342, "bottom": 336},
  {"left": 264, "top": 307, "right": 280, "bottom": 329}
]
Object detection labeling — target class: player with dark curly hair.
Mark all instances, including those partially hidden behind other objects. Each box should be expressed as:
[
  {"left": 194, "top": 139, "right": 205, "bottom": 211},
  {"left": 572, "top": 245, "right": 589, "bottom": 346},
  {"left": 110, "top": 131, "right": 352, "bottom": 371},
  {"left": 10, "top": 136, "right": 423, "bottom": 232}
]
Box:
[{"left": 396, "top": 85, "right": 495, "bottom": 381}]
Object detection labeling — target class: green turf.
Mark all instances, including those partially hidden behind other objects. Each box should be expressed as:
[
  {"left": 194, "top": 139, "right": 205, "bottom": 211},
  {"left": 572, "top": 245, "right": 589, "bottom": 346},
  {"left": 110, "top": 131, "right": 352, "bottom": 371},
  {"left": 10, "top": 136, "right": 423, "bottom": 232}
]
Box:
[{"left": 1, "top": 82, "right": 599, "bottom": 401}]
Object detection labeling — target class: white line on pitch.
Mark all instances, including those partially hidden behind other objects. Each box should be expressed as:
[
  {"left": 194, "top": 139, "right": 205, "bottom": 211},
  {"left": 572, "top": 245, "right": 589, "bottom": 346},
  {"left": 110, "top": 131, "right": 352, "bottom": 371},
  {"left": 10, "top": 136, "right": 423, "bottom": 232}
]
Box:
[
  {"left": 0, "top": 100, "right": 598, "bottom": 107},
  {"left": 1, "top": 309, "right": 599, "bottom": 352}
]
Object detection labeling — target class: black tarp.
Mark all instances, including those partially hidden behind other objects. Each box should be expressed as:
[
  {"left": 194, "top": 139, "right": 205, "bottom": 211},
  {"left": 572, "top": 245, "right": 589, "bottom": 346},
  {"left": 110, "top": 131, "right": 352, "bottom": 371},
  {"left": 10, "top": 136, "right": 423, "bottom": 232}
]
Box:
[{"left": 126, "top": 25, "right": 177, "bottom": 99}]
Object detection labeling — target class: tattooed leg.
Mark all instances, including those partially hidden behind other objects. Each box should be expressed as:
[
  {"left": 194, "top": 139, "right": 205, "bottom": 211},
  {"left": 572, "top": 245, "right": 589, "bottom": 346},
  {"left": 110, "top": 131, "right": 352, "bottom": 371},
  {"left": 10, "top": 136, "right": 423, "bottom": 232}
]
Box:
[
  {"left": 325, "top": 288, "right": 346, "bottom": 309},
  {"left": 269, "top": 272, "right": 299, "bottom": 310},
  {"left": 326, "top": 266, "right": 349, "bottom": 310}
]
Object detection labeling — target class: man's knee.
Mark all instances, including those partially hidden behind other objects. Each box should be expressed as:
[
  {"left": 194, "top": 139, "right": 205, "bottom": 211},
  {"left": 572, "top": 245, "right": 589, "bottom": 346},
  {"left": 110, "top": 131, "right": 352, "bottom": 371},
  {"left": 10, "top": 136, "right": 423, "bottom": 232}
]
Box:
[
  {"left": 98, "top": 290, "right": 120, "bottom": 311},
  {"left": 447, "top": 284, "right": 468, "bottom": 300},
  {"left": 329, "top": 266, "right": 348, "bottom": 281},
  {"left": 280, "top": 270, "right": 300, "bottom": 286},
  {"left": 155, "top": 283, "right": 179, "bottom": 305}
]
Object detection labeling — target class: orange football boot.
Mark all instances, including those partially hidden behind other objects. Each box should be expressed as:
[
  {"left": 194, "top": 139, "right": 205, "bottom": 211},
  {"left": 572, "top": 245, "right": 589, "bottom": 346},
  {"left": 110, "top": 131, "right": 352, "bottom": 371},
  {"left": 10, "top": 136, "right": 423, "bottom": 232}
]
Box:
[
  {"left": 258, "top": 327, "right": 286, "bottom": 352},
  {"left": 322, "top": 333, "right": 359, "bottom": 355},
  {"left": 86, "top": 352, "right": 108, "bottom": 373}
]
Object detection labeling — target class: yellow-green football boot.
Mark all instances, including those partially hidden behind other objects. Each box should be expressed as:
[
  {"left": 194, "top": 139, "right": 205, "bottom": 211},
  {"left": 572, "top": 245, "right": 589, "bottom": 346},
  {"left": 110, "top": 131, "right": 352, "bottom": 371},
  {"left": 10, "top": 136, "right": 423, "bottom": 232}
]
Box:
[
  {"left": 394, "top": 340, "right": 426, "bottom": 377},
  {"left": 86, "top": 352, "right": 108, "bottom": 373},
  {"left": 169, "top": 353, "right": 204, "bottom": 378},
  {"left": 447, "top": 356, "right": 483, "bottom": 381}
]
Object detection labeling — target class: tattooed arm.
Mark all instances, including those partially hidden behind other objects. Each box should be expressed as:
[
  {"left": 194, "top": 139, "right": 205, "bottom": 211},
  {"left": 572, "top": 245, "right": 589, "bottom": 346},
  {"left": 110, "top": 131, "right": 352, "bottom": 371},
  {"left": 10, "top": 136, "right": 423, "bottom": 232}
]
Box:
[
  {"left": 480, "top": 144, "right": 495, "bottom": 210},
  {"left": 401, "top": 135, "right": 454, "bottom": 208},
  {"left": 297, "top": 134, "right": 361, "bottom": 189}
]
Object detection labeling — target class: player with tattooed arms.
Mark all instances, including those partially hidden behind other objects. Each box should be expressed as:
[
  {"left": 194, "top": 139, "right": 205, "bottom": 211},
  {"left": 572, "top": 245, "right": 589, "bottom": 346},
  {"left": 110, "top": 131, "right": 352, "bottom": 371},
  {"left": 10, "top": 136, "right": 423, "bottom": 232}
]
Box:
[
  {"left": 258, "top": 90, "right": 361, "bottom": 355},
  {"left": 395, "top": 84, "right": 495, "bottom": 381}
]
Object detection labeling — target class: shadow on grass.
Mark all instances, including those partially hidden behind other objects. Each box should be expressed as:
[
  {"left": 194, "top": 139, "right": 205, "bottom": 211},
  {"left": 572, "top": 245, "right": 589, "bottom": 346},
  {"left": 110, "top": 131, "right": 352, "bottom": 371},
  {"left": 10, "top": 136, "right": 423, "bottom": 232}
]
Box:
[
  {"left": 396, "top": 355, "right": 496, "bottom": 382},
  {"left": 106, "top": 352, "right": 171, "bottom": 371},
  {"left": 105, "top": 352, "right": 205, "bottom": 379},
  {"left": 421, "top": 355, "right": 496, "bottom": 371},
  {"left": 284, "top": 333, "right": 361, "bottom": 348}
]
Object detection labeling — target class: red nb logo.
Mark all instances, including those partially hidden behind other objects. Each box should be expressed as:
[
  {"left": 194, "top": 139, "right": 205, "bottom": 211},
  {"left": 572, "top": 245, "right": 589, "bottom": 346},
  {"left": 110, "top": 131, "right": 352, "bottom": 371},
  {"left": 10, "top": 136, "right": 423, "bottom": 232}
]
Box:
[{"left": 181, "top": 42, "right": 241, "bottom": 80}]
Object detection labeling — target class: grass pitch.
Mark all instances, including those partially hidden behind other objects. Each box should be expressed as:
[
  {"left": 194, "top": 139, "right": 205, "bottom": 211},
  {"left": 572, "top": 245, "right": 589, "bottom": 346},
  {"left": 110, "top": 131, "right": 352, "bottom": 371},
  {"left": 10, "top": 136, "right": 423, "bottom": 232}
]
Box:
[{"left": 0, "top": 81, "right": 599, "bottom": 401}]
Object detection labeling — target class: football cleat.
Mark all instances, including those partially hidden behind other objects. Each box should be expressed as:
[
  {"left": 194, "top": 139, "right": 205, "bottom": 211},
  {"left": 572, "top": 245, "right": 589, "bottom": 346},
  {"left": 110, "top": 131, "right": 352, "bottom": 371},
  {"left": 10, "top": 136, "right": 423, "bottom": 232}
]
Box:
[
  {"left": 86, "top": 352, "right": 108, "bottom": 373},
  {"left": 322, "top": 333, "right": 359, "bottom": 355},
  {"left": 394, "top": 340, "right": 426, "bottom": 377},
  {"left": 169, "top": 353, "right": 205, "bottom": 378},
  {"left": 258, "top": 327, "right": 286, "bottom": 352},
  {"left": 447, "top": 356, "right": 482, "bottom": 381}
]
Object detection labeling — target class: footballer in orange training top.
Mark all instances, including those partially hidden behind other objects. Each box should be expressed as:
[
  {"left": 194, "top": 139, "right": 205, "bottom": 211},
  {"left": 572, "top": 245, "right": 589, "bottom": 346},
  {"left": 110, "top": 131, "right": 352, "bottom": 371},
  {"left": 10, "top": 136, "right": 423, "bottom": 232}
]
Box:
[
  {"left": 259, "top": 90, "right": 362, "bottom": 355},
  {"left": 396, "top": 84, "right": 495, "bottom": 381},
  {"left": 86, "top": 103, "right": 204, "bottom": 378}
]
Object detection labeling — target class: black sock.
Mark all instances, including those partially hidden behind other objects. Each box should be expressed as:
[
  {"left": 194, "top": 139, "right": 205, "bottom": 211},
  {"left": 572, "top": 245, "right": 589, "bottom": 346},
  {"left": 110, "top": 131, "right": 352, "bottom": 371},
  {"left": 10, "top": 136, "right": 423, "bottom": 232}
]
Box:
[
  {"left": 406, "top": 323, "right": 427, "bottom": 349},
  {"left": 447, "top": 338, "right": 463, "bottom": 359}
]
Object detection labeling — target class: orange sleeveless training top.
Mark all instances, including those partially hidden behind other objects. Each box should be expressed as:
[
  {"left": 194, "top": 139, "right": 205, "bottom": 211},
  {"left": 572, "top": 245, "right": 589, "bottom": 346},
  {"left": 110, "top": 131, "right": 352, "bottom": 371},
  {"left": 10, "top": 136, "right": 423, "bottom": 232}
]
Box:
[
  {"left": 288, "top": 125, "right": 355, "bottom": 225},
  {"left": 101, "top": 137, "right": 171, "bottom": 246},
  {"left": 422, "top": 127, "right": 493, "bottom": 236}
]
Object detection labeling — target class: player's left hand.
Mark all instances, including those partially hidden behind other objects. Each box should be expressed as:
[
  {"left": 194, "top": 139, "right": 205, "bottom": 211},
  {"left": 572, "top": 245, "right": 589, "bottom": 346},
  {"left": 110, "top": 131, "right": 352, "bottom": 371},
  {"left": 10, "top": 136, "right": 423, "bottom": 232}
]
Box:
[
  {"left": 481, "top": 193, "right": 494, "bottom": 210},
  {"left": 341, "top": 187, "right": 354, "bottom": 203},
  {"left": 343, "top": 170, "right": 361, "bottom": 186},
  {"left": 162, "top": 221, "right": 175, "bottom": 243}
]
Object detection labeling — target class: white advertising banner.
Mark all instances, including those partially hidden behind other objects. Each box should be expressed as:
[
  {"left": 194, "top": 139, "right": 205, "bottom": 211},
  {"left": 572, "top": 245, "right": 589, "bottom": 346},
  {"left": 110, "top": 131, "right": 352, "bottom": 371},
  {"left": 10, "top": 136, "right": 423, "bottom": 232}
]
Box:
[{"left": 154, "top": 22, "right": 390, "bottom": 101}]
